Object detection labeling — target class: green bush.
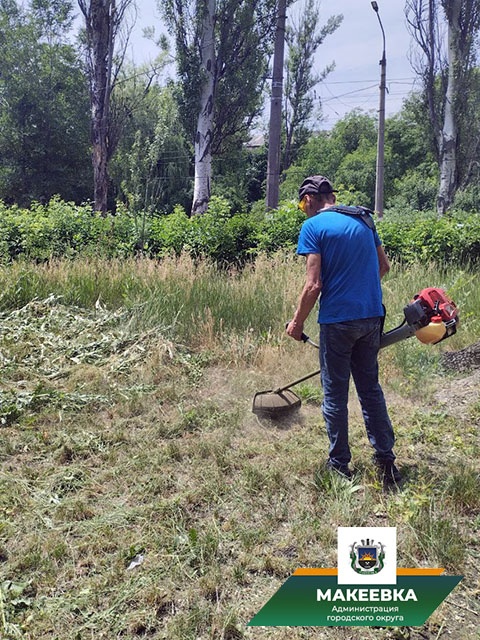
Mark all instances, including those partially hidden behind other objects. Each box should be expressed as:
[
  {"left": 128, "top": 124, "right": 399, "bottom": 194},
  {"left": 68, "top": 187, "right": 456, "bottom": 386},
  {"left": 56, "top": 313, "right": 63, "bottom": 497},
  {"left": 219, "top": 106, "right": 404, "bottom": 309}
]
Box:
[
  {"left": 0, "top": 202, "right": 23, "bottom": 261},
  {"left": 150, "top": 196, "right": 262, "bottom": 265},
  {"left": 149, "top": 205, "right": 191, "bottom": 256},
  {"left": 148, "top": 197, "right": 303, "bottom": 264},
  {"left": 256, "top": 201, "right": 305, "bottom": 252},
  {"left": 377, "top": 211, "right": 480, "bottom": 264},
  {"left": 0, "top": 198, "right": 138, "bottom": 261},
  {"left": 0, "top": 196, "right": 479, "bottom": 266}
]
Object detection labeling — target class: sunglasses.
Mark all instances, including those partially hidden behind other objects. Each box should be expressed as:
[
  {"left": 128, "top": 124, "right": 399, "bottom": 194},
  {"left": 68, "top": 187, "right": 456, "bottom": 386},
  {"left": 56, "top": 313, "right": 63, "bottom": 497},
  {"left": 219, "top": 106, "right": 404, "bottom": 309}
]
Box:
[{"left": 298, "top": 197, "right": 307, "bottom": 213}]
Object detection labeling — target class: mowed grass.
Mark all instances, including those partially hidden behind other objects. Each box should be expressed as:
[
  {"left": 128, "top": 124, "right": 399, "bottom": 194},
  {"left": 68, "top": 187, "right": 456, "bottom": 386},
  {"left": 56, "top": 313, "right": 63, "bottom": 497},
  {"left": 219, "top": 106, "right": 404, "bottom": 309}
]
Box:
[{"left": 0, "top": 254, "right": 479, "bottom": 640}]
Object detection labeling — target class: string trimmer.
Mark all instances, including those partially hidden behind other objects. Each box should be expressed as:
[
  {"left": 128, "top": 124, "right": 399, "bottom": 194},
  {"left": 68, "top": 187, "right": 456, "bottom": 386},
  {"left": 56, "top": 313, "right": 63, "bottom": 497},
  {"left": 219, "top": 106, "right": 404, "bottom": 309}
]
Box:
[{"left": 252, "top": 287, "right": 459, "bottom": 417}]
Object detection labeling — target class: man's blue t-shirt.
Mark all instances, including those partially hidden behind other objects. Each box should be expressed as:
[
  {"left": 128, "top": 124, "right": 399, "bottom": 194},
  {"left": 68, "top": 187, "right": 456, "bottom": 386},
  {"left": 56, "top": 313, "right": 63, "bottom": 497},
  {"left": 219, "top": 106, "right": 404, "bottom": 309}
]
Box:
[{"left": 297, "top": 207, "right": 384, "bottom": 324}]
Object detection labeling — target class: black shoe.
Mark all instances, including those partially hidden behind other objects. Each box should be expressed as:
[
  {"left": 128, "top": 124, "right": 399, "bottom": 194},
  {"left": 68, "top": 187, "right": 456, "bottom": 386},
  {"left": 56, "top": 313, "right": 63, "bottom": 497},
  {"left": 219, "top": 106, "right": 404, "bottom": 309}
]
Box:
[
  {"left": 375, "top": 459, "right": 403, "bottom": 487},
  {"left": 326, "top": 461, "right": 353, "bottom": 480}
]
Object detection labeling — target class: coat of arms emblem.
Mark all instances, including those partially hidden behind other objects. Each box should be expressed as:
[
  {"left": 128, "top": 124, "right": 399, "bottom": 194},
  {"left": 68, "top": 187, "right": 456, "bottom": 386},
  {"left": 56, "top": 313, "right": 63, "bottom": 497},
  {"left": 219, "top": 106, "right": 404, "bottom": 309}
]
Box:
[{"left": 350, "top": 538, "right": 385, "bottom": 575}]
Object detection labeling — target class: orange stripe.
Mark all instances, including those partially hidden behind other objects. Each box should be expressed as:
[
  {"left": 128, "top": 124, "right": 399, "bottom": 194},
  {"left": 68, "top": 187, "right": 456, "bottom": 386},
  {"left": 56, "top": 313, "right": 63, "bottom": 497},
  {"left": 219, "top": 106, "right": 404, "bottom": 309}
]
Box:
[
  {"left": 292, "top": 568, "right": 444, "bottom": 577},
  {"left": 293, "top": 568, "right": 338, "bottom": 576},
  {"left": 396, "top": 568, "right": 445, "bottom": 576}
]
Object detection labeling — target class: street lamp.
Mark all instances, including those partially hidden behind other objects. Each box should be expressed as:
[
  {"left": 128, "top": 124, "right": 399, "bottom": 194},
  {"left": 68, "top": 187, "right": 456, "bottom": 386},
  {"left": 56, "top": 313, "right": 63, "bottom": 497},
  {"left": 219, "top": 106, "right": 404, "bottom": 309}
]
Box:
[{"left": 371, "top": 1, "right": 386, "bottom": 219}]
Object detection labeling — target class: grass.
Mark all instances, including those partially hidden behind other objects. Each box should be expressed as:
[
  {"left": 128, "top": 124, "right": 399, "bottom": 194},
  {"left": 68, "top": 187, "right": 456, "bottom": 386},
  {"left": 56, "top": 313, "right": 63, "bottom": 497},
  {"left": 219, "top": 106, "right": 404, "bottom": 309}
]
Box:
[{"left": 0, "top": 254, "right": 479, "bottom": 639}]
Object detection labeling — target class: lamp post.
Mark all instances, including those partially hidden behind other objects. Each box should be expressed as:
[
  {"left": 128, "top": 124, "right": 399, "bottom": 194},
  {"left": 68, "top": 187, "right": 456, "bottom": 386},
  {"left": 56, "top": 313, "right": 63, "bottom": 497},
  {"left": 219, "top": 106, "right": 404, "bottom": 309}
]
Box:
[{"left": 371, "top": 1, "right": 386, "bottom": 219}]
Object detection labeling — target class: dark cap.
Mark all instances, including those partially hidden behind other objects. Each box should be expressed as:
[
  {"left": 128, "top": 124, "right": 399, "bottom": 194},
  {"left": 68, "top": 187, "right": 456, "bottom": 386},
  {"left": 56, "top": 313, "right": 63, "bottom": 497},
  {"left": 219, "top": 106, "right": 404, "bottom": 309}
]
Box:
[{"left": 298, "top": 175, "right": 338, "bottom": 200}]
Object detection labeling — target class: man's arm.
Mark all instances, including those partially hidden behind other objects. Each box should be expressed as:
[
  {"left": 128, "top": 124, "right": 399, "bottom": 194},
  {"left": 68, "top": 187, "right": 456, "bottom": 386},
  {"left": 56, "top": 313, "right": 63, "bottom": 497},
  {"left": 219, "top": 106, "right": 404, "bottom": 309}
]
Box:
[
  {"left": 377, "top": 245, "right": 390, "bottom": 279},
  {"left": 286, "top": 253, "right": 322, "bottom": 341}
]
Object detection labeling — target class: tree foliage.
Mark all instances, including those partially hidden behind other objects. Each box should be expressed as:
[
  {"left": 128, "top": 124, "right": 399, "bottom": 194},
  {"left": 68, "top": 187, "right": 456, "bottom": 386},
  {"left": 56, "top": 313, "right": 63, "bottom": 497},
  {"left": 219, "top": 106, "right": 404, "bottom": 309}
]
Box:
[
  {"left": 110, "top": 74, "right": 192, "bottom": 220},
  {"left": 1, "top": 0, "right": 480, "bottom": 218},
  {"left": 280, "top": 111, "right": 379, "bottom": 207},
  {"left": 406, "top": 0, "right": 480, "bottom": 214},
  {"left": 280, "top": 103, "right": 446, "bottom": 213},
  {"left": 0, "top": 0, "right": 91, "bottom": 205},
  {"left": 283, "top": 0, "right": 342, "bottom": 170}
]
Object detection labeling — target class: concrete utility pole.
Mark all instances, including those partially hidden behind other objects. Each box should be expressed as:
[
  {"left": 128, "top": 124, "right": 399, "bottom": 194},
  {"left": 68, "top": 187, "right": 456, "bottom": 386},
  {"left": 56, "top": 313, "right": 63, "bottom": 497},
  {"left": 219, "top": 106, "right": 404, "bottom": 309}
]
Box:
[
  {"left": 266, "top": 0, "right": 287, "bottom": 210},
  {"left": 371, "top": 1, "right": 386, "bottom": 219}
]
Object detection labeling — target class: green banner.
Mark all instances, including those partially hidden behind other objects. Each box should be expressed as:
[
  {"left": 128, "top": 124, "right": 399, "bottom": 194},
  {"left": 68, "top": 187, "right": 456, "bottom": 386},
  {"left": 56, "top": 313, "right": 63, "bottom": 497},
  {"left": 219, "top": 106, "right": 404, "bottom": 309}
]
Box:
[{"left": 248, "top": 574, "right": 462, "bottom": 627}]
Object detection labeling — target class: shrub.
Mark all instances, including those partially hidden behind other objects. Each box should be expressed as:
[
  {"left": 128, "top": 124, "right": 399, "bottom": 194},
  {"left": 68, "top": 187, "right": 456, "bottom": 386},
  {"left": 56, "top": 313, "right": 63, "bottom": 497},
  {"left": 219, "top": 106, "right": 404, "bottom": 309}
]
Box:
[
  {"left": 0, "top": 198, "right": 138, "bottom": 261},
  {"left": 256, "top": 201, "right": 305, "bottom": 252},
  {"left": 377, "top": 211, "right": 480, "bottom": 264},
  {"left": 0, "top": 197, "right": 479, "bottom": 266},
  {"left": 150, "top": 197, "right": 261, "bottom": 265},
  {"left": 149, "top": 206, "right": 191, "bottom": 257}
]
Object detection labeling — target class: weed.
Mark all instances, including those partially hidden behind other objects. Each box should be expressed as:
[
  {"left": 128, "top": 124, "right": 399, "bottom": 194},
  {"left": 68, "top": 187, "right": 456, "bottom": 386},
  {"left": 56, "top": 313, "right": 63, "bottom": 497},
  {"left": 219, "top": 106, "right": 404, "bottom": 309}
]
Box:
[
  {"left": 407, "top": 410, "right": 448, "bottom": 445},
  {"left": 443, "top": 465, "right": 480, "bottom": 513},
  {"left": 297, "top": 382, "right": 323, "bottom": 405},
  {"left": 409, "top": 502, "right": 466, "bottom": 570},
  {"left": 0, "top": 581, "right": 28, "bottom": 639}
]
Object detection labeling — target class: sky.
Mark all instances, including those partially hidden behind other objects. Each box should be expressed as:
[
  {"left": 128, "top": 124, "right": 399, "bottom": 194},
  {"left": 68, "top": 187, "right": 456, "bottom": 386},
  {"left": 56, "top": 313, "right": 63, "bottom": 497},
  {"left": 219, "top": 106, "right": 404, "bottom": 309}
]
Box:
[
  {"left": 314, "top": 0, "right": 420, "bottom": 127},
  {"left": 124, "top": 0, "right": 421, "bottom": 128}
]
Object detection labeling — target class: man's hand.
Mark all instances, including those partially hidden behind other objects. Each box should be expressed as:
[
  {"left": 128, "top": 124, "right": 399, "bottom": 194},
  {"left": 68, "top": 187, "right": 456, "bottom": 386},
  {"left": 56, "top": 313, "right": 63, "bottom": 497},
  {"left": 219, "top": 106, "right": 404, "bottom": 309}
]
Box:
[{"left": 286, "top": 319, "right": 305, "bottom": 341}]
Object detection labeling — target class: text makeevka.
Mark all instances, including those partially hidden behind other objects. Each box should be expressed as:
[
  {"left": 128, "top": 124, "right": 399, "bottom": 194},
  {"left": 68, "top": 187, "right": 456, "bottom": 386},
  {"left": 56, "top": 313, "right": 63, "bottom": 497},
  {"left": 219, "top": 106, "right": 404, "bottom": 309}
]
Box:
[{"left": 317, "top": 588, "right": 418, "bottom": 602}]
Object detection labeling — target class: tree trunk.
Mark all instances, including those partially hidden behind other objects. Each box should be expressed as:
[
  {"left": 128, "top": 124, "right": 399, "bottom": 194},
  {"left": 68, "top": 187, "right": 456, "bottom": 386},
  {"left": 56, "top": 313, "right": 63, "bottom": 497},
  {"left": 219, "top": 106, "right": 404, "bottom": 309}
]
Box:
[
  {"left": 92, "top": 138, "right": 109, "bottom": 214},
  {"left": 80, "top": 0, "right": 113, "bottom": 214},
  {"left": 437, "top": 0, "right": 460, "bottom": 216},
  {"left": 191, "top": 0, "right": 216, "bottom": 216},
  {"left": 79, "top": 0, "right": 133, "bottom": 215}
]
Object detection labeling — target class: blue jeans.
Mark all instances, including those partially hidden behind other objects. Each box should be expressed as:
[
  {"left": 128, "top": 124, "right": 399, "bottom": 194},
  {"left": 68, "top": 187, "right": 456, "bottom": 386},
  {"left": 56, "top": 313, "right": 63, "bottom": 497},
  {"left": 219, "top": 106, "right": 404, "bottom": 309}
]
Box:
[{"left": 319, "top": 317, "right": 395, "bottom": 468}]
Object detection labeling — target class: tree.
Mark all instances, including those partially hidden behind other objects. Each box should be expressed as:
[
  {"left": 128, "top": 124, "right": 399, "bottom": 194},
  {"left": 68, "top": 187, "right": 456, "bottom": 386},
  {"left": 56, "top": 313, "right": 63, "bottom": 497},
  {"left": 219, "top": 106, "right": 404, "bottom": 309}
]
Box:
[
  {"left": 0, "top": 0, "right": 91, "bottom": 205},
  {"left": 406, "top": 0, "right": 480, "bottom": 215},
  {"left": 384, "top": 95, "right": 438, "bottom": 210},
  {"left": 162, "top": 0, "right": 277, "bottom": 215},
  {"left": 279, "top": 109, "right": 429, "bottom": 209},
  {"left": 77, "top": 0, "right": 135, "bottom": 214},
  {"left": 192, "top": 0, "right": 215, "bottom": 216},
  {"left": 283, "top": 0, "right": 342, "bottom": 170},
  {"left": 280, "top": 111, "right": 377, "bottom": 204},
  {"left": 110, "top": 73, "right": 192, "bottom": 218}
]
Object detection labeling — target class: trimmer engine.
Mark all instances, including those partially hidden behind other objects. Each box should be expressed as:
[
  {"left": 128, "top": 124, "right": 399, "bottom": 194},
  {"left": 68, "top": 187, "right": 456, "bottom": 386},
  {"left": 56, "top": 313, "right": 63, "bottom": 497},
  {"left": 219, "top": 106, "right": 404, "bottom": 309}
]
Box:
[
  {"left": 380, "top": 287, "right": 459, "bottom": 348},
  {"left": 405, "top": 287, "right": 459, "bottom": 342}
]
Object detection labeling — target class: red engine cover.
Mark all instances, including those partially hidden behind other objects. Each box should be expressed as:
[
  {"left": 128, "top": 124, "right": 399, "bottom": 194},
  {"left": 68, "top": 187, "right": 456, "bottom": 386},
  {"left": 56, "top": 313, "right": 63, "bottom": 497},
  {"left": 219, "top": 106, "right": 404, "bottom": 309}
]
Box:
[{"left": 414, "top": 287, "right": 458, "bottom": 323}]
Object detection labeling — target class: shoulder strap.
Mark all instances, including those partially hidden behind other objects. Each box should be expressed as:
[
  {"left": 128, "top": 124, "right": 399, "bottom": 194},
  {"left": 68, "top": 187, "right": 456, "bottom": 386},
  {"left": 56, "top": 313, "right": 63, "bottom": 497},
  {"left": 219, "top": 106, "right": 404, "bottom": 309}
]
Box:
[{"left": 327, "top": 205, "right": 376, "bottom": 232}]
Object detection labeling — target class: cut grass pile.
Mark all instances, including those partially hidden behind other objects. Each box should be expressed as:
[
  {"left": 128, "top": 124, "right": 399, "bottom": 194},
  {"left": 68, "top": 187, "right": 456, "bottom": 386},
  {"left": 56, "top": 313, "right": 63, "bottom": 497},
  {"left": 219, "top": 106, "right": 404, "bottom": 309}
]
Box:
[{"left": 0, "top": 255, "right": 479, "bottom": 640}]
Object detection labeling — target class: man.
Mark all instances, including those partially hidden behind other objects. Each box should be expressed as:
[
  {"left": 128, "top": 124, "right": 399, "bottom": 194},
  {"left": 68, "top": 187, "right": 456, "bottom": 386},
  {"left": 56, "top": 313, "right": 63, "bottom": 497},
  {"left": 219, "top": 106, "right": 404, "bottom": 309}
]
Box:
[{"left": 286, "top": 175, "right": 402, "bottom": 487}]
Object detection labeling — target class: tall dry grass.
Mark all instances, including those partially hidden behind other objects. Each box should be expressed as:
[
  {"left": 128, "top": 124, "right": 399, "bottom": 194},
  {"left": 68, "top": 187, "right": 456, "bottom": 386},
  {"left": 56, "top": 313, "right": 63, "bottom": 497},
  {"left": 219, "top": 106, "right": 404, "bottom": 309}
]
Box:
[{"left": 1, "top": 253, "right": 475, "bottom": 360}]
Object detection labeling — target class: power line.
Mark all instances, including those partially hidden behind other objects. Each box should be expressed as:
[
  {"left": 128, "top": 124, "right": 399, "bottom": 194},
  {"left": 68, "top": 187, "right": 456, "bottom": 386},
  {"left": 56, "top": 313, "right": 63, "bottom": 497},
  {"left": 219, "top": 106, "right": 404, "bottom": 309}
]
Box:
[
  {"left": 322, "top": 77, "right": 417, "bottom": 84},
  {"left": 321, "top": 84, "right": 378, "bottom": 102}
]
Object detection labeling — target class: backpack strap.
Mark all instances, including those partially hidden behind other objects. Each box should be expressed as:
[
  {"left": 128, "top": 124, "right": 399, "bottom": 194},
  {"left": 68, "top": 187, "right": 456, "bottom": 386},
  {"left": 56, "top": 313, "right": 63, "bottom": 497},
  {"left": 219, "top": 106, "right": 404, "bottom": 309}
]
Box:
[{"left": 327, "top": 205, "right": 376, "bottom": 232}]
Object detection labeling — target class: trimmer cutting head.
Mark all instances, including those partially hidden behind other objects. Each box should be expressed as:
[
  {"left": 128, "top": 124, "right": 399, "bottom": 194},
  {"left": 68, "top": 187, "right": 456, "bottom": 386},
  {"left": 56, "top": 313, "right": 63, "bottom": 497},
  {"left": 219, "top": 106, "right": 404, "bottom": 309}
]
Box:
[{"left": 252, "top": 389, "right": 301, "bottom": 417}]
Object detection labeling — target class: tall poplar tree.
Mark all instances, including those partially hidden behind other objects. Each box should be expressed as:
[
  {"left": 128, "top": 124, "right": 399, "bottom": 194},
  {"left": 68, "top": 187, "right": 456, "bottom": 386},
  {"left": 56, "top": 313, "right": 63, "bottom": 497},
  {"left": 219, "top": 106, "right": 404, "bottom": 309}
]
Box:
[
  {"left": 406, "top": 0, "right": 480, "bottom": 215},
  {"left": 283, "top": 0, "right": 342, "bottom": 170},
  {"left": 162, "top": 0, "right": 277, "bottom": 215},
  {"left": 78, "top": 0, "right": 134, "bottom": 214}
]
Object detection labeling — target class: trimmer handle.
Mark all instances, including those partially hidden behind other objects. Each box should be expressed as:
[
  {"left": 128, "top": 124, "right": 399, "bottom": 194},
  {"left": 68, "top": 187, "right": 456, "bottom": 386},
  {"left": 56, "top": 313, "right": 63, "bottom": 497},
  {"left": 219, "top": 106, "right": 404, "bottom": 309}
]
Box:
[{"left": 285, "top": 320, "right": 311, "bottom": 343}]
